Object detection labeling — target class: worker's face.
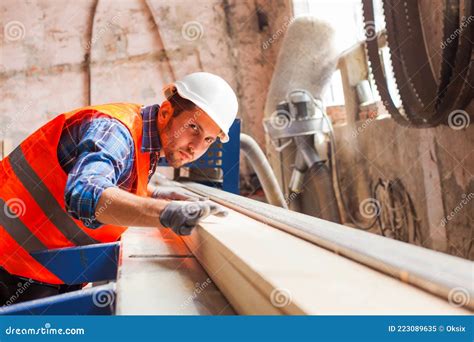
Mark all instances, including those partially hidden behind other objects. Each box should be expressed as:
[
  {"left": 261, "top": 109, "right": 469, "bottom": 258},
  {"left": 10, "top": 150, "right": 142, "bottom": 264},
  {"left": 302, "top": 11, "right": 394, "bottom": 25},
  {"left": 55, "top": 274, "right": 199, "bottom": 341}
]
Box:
[{"left": 158, "top": 101, "right": 222, "bottom": 168}]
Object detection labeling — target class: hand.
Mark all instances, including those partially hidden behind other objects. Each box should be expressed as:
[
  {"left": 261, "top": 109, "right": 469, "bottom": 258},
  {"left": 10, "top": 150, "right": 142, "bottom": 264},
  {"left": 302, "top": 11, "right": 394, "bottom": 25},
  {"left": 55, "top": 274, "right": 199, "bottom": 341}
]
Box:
[
  {"left": 159, "top": 200, "right": 228, "bottom": 236},
  {"left": 151, "top": 185, "right": 208, "bottom": 201}
]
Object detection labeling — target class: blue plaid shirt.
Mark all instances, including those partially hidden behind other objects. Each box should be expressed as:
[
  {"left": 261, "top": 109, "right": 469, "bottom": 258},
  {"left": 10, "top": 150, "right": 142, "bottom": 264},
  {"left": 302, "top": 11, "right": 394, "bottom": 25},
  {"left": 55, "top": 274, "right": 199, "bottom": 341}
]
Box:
[{"left": 57, "top": 104, "right": 161, "bottom": 228}]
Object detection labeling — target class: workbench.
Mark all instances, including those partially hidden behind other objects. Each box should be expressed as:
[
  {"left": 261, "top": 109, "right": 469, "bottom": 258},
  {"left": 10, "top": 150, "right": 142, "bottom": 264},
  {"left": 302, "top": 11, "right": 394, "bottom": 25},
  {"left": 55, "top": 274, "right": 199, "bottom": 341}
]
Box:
[
  {"left": 1, "top": 182, "right": 471, "bottom": 315},
  {"left": 114, "top": 183, "right": 473, "bottom": 315},
  {"left": 116, "top": 227, "right": 234, "bottom": 315}
]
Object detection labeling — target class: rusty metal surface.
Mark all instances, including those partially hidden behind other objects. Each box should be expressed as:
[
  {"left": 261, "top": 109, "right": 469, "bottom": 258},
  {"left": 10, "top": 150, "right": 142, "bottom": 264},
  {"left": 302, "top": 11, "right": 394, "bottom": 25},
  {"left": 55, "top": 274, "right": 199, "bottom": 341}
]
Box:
[
  {"left": 437, "top": 0, "right": 474, "bottom": 113},
  {"left": 436, "top": 0, "right": 460, "bottom": 109},
  {"left": 384, "top": 0, "right": 436, "bottom": 124},
  {"left": 391, "top": 0, "right": 438, "bottom": 118},
  {"left": 362, "top": 0, "right": 414, "bottom": 126},
  {"left": 362, "top": 0, "right": 473, "bottom": 126}
]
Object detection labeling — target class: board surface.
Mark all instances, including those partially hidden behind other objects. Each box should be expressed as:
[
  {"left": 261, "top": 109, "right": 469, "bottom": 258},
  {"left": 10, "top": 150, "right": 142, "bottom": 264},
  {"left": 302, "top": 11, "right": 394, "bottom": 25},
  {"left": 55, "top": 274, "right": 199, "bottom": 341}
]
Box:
[{"left": 115, "top": 227, "right": 234, "bottom": 315}]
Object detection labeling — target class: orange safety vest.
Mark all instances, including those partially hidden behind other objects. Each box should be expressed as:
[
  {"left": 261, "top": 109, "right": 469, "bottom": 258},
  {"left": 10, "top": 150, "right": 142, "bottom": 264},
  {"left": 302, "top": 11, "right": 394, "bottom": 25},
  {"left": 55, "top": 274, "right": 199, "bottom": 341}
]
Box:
[{"left": 0, "top": 103, "right": 151, "bottom": 284}]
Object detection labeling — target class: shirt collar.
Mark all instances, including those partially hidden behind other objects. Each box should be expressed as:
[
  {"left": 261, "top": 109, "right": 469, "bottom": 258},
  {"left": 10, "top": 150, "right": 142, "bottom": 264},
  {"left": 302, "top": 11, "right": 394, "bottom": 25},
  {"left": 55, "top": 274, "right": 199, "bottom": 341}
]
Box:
[{"left": 140, "top": 104, "right": 161, "bottom": 153}]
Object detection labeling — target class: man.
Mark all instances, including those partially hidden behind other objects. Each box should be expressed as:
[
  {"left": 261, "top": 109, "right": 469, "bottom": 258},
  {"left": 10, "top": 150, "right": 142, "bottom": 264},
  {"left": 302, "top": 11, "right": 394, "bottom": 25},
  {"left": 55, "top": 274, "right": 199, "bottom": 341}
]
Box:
[{"left": 0, "top": 72, "right": 238, "bottom": 304}]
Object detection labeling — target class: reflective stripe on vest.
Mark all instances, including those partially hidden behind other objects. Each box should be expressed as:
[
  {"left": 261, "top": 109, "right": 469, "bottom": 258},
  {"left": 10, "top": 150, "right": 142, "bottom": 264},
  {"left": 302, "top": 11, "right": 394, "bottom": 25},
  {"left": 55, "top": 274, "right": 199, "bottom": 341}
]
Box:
[
  {"left": 0, "top": 198, "right": 47, "bottom": 252},
  {"left": 8, "top": 146, "right": 99, "bottom": 246},
  {"left": 0, "top": 103, "right": 148, "bottom": 283}
]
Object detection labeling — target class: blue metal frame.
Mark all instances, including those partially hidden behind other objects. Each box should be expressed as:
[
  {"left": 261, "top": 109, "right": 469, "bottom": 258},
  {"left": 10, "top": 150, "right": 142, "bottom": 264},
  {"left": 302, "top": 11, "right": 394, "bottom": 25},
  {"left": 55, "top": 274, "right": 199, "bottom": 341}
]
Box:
[
  {"left": 0, "top": 284, "right": 115, "bottom": 315},
  {"left": 158, "top": 119, "right": 241, "bottom": 194},
  {"left": 30, "top": 242, "right": 120, "bottom": 285},
  {"left": 220, "top": 119, "right": 241, "bottom": 194}
]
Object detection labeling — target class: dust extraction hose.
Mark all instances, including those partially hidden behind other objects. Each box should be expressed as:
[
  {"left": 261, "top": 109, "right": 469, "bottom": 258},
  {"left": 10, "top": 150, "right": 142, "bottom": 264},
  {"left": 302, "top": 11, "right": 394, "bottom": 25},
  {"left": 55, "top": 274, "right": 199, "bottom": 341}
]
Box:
[{"left": 240, "top": 133, "right": 288, "bottom": 209}]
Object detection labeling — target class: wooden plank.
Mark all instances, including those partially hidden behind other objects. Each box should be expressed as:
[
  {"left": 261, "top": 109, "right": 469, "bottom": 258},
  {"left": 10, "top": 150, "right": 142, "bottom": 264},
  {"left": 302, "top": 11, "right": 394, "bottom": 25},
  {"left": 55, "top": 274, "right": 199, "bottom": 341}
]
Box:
[
  {"left": 183, "top": 182, "right": 474, "bottom": 311},
  {"left": 0, "top": 139, "right": 13, "bottom": 160},
  {"left": 181, "top": 200, "right": 471, "bottom": 315},
  {"left": 337, "top": 43, "right": 369, "bottom": 125},
  {"left": 418, "top": 129, "right": 448, "bottom": 251},
  {"left": 183, "top": 227, "right": 291, "bottom": 315},
  {"left": 115, "top": 227, "right": 234, "bottom": 315}
]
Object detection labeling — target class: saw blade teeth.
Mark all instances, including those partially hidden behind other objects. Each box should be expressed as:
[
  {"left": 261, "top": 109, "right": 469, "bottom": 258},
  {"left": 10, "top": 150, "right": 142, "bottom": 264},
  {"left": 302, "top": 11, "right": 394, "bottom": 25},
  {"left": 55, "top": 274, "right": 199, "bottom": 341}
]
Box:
[
  {"left": 382, "top": 0, "right": 441, "bottom": 125},
  {"left": 361, "top": 0, "right": 471, "bottom": 127},
  {"left": 372, "top": 1, "right": 399, "bottom": 99},
  {"left": 384, "top": 0, "right": 427, "bottom": 114},
  {"left": 455, "top": 56, "right": 474, "bottom": 110},
  {"left": 436, "top": 0, "right": 473, "bottom": 117},
  {"left": 435, "top": 0, "right": 458, "bottom": 106},
  {"left": 371, "top": 0, "right": 413, "bottom": 123},
  {"left": 360, "top": 0, "right": 412, "bottom": 126},
  {"left": 382, "top": 51, "right": 402, "bottom": 109}
]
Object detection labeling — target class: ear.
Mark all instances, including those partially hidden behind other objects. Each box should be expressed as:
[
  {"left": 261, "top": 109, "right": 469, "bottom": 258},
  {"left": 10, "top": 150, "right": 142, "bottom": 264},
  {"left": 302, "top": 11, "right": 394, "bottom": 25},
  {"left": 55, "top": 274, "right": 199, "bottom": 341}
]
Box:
[{"left": 158, "top": 101, "right": 174, "bottom": 127}]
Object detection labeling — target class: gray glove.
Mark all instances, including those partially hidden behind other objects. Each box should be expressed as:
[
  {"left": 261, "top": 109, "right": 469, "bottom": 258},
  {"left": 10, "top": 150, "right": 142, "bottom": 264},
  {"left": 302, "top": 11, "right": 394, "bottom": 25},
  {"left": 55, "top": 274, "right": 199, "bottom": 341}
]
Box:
[
  {"left": 159, "top": 200, "right": 228, "bottom": 236},
  {"left": 152, "top": 185, "right": 207, "bottom": 201}
]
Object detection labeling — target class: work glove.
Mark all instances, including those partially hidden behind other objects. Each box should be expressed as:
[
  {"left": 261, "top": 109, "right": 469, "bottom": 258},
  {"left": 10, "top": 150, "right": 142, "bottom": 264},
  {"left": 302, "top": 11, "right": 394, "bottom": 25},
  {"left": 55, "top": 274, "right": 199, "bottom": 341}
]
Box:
[
  {"left": 159, "top": 200, "right": 228, "bottom": 236},
  {"left": 152, "top": 185, "right": 208, "bottom": 201}
]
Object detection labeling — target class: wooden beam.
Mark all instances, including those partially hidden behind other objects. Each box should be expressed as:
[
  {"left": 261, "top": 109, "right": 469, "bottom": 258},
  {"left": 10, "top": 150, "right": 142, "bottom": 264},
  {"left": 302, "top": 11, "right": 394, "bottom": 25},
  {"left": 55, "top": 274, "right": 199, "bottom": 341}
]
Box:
[
  {"left": 181, "top": 200, "right": 471, "bottom": 315},
  {"left": 182, "top": 182, "right": 473, "bottom": 312},
  {"left": 0, "top": 139, "right": 12, "bottom": 160},
  {"left": 115, "top": 227, "right": 234, "bottom": 315}
]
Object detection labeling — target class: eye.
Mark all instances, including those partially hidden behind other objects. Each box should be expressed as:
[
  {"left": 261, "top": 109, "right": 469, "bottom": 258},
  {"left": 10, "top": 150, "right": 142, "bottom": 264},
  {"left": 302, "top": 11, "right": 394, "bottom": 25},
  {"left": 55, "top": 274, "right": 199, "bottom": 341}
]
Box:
[
  {"left": 189, "top": 123, "right": 199, "bottom": 133},
  {"left": 205, "top": 137, "right": 215, "bottom": 144}
]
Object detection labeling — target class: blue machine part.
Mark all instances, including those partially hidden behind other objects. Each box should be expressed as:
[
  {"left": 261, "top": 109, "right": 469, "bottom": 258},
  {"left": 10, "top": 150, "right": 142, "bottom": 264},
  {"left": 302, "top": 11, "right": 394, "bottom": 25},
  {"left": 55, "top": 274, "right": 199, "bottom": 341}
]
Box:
[
  {"left": 30, "top": 242, "right": 120, "bottom": 285},
  {"left": 158, "top": 119, "right": 241, "bottom": 194},
  {"left": 0, "top": 284, "right": 115, "bottom": 315}
]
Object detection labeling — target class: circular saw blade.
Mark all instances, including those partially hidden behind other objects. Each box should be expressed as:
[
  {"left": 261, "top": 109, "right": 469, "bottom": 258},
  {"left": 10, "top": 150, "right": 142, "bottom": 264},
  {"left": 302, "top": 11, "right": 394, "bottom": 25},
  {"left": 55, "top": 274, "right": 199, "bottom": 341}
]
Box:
[{"left": 361, "top": 0, "right": 472, "bottom": 127}]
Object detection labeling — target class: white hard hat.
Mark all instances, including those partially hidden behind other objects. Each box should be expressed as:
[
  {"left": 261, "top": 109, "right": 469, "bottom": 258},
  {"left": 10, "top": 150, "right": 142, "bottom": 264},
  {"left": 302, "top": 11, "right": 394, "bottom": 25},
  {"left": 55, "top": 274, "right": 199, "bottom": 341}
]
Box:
[{"left": 163, "top": 72, "right": 238, "bottom": 143}]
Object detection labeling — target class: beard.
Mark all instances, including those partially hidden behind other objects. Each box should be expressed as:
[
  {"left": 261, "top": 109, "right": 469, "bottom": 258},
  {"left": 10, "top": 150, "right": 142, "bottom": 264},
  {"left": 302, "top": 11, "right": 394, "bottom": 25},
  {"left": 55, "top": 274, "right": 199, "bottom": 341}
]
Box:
[
  {"left": 161, "top": 121, "right": 194, "bottom": 168},
  {"left": 163, "top": 144, "right": 193, "bottom": 168},
  {"left": 166, "top": 150, "right": 185, "bottom": 168}
]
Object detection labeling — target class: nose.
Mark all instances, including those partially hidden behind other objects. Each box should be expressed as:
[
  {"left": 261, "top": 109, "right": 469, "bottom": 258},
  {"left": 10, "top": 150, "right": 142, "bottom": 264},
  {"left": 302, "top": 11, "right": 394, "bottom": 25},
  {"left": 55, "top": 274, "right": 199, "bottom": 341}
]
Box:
[
  {"left": 187, "top": 143, "right": 195, "bottom": 156},
  {"left": 188, "top": 136, "right": 207, "bottom": 157}
]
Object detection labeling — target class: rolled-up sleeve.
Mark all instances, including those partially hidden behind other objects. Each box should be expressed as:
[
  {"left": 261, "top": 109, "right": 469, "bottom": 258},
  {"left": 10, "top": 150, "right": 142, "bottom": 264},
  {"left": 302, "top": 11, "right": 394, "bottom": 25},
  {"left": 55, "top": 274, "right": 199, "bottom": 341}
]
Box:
[{"left": 64, "top": 118, "right": 135, "bottom": 228}]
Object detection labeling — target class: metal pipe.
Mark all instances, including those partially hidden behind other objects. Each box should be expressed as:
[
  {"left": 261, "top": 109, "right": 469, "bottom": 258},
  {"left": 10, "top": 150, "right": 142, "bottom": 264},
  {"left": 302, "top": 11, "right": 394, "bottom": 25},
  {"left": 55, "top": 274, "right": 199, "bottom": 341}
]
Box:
[
  {"left": 288, "top": 151, "right": 306, "bottom": 193},
  {"left": 294, "top": 135, "right": 321, "bottom": 167},
  {"left": 292, "top": 134, "right": 340, "bottom": 222},
  {"left": 240, "top": 133, "right": 288, "bottom": 209}
]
